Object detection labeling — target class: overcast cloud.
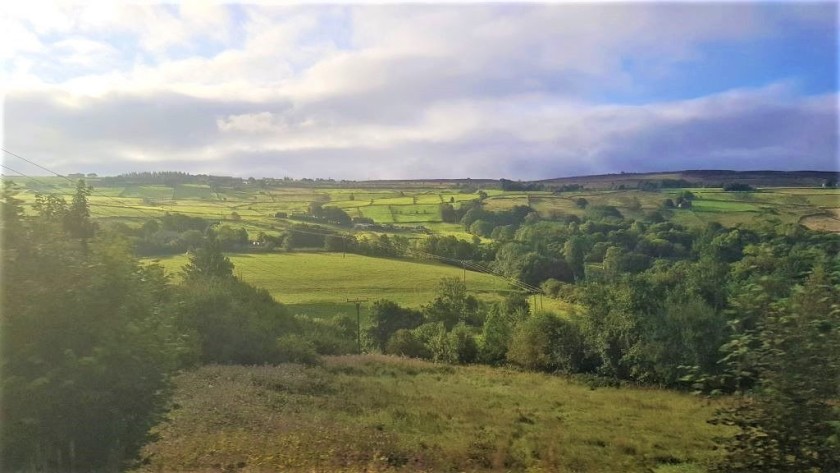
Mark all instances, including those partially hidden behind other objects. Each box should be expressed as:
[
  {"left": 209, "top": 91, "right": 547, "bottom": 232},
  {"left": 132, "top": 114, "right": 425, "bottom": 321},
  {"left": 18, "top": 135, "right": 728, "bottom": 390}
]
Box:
[{"left": 2, "top": 3, "right": 837, "bottom": 179}]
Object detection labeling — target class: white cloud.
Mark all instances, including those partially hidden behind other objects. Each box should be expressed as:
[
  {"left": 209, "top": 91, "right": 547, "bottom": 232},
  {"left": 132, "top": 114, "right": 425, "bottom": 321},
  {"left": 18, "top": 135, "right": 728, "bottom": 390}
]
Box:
[{"left": 2, "top": 3, "right": 836, "bottom": 178}]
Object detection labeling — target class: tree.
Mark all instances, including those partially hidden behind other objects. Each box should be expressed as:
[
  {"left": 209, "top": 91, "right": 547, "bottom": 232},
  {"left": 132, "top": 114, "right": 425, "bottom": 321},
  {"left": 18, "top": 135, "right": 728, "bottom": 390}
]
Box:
[
  {"left": 1, "top": 181, "right": 25, "bottom": 246},
  {"left": 469, "top": 219, "right": 494, "bottom": 237},
  {"left": 386, "top": 329, "right": 430, "bottom": 358},
  {"left": 564, "top": 236, "right": 586, "bottom": 281},
  {"left": 1, "top": 230, "right": 181, "bottom": 470},
  {"left": 449, "top": 323, "right": 478, "bottom": 364},
  {"left": 63, "top": 180, "right": 95, "bottom": 246},
  {"left": 32, "top": 193, "right": 68, "bottom": 220},
  {"left": 423, "top": 277, "right": 481, "bottom": 329},
  {"left": 711, "top": 267, "right": 840, "bottom": 472},
  {"left": 174, "top": 276, "right": 295, "bottom": 364},
  {"left": 366, "top": 300, "right": 424, "bottom": 351},
  {"left": 507, "top": 312, "right": 586, "bottom": 373},
  {"left": 182, "top": 239, "right": 234, "bottom": 280}
]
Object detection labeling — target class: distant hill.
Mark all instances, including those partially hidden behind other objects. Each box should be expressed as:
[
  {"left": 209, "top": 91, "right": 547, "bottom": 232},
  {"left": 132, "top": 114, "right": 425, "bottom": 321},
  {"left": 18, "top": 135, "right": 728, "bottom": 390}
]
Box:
[
  {"left": 537, "top": 170, "right": 839, "bottom": 190},
  {"left": 69, "top": 169, "right": 840, "bottom": 190},
  {"left": 303, "top": 170, "right": 839, "bottom": 189}
]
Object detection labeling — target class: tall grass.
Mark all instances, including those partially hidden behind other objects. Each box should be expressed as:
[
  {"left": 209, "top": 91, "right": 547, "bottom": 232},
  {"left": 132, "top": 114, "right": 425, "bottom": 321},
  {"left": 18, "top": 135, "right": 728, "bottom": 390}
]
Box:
[{"left": 136, "top": 356, "right": 731, "bottom": 472}]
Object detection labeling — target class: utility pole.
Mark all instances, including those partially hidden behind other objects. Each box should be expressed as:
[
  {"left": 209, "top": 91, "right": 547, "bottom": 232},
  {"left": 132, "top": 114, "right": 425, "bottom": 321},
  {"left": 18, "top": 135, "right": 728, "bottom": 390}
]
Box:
[
  {"left": 347, "top": 298, "right": 368, "bottom": 354},
  {"left": 462, "top": 261, "right": 466, "bottom": 286}
]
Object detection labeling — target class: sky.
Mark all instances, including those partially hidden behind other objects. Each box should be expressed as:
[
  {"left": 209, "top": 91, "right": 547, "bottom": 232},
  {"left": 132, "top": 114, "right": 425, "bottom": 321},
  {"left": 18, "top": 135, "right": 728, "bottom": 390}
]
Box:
[{"left": 1, "top": 2, "right": 838, "bottom": 180}]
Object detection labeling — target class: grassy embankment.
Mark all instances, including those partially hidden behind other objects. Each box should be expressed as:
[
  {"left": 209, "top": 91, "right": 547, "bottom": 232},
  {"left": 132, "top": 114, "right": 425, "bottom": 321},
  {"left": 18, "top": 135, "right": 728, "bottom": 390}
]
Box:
[{"left": 136, "top": 355, "right": 732, "bottom": 473}]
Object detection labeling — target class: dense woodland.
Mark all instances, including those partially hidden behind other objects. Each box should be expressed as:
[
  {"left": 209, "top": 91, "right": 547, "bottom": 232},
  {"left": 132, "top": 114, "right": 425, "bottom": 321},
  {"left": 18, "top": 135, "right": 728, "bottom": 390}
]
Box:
[{"left": 1, "top": 179, "right": 839, "bottom": 471}]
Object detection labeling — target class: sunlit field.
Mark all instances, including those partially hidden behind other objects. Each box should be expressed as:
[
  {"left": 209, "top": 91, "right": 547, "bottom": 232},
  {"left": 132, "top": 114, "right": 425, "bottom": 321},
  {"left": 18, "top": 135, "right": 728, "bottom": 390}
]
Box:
[
  {"left": 149, "top": 252, "right": 515, "bottom": 318},
  {"left": 8, "top": 177, "right": 838, "bottom": 236}
]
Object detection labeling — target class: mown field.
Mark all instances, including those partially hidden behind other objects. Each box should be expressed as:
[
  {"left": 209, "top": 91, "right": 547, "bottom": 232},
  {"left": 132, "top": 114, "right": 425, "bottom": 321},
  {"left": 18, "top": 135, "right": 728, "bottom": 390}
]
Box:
[
  {"left": 149, "top": 252, "right": 519, "bottom": 318},
  {"left": 135, "top": 356, "right": 732, "bottom": 473}
]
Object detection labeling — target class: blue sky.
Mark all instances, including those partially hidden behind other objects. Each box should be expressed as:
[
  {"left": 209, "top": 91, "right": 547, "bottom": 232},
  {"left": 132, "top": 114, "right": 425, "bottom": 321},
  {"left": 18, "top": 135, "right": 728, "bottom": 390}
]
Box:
[{"left": 2, "top": 2, "right": 837, "bottom": 179}]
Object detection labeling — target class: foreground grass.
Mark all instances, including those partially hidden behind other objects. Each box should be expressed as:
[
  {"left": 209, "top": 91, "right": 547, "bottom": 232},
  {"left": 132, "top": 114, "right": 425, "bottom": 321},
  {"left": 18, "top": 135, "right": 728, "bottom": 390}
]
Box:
[{"left": 136, "top": 356, "right": 730, "bottom": 472}]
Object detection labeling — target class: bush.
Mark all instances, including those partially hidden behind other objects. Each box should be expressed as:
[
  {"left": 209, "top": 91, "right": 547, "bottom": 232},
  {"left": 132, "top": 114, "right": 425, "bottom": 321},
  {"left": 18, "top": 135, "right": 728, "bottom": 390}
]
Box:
[
  {"left": 507, "top": 313, "right": 585, "bottom": 373},
  {"left": 276, "top": 334, "right": 321, "bottom": 365},
  {"left": 296, "top": 315, "right": 357, "bottom": 355},
  {"left": 366, "top": 300, "right": 424, "bottom": 351},
  {"left": 449, "top": 323, "right": 479, "bottom": 364},
  {"left": 386, "top": 329, "right": 430, "bottom": 359},
  {"left": 412, "top": 322, "right": 453, "bottom": 363},
  {"left": 174, "top": 277, "right": 296, "bottom": 365}
]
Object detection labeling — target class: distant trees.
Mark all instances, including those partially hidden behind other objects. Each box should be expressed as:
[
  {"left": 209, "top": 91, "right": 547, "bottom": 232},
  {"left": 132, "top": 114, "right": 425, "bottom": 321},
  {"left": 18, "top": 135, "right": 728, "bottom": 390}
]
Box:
[
  {"left": 499, "top": 179, "right": 544, "bottom": 191},
  {"left": 301, "top": 202, "right": 352, "bottom": 226},
  {"left": 723, "top": 183, "right": 754, "bottom": 192},
  {"left": 418, "top": 234, "right": 486, "bottom": 261}
]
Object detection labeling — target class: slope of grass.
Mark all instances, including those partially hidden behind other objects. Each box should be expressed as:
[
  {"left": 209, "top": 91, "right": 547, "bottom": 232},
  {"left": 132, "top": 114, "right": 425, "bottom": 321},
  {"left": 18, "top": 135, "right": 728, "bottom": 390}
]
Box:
[
  {"left": 149, "top": 252, "right": 513, "bottom": 318},
  {"left": 136, "top": 356, "right": 731, "bottom": 472}
]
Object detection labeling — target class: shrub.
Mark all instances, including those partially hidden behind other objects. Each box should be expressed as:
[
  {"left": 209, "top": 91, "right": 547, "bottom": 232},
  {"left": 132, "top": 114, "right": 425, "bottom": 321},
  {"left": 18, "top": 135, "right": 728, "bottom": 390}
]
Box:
[
  {"left": 366, "top": 300, "right": 424, "bottom": 351},
  {"left": 507, "top": 313, "right": 585, "bottom": 373},
  {"left": 276, "top": 335, "right": 321, "bottom": 365},
  {"left": 449, "top": 323, "right": 479, "bottom": 364},
  {"left": 386, "top": 329, "right": 431, "bottom": 359}
]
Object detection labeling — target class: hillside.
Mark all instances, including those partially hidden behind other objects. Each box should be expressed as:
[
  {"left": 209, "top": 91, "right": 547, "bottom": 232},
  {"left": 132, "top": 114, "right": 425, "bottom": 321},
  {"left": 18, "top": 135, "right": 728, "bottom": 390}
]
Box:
[
  {"left": 135, "top": 356, "right": 731, "bottom": 473},
  {"left": 148, "top": 252, "right": 517, "bottom": 318},
  {"left": 537, "top": 170, "right": 840, "bottom": 190}
]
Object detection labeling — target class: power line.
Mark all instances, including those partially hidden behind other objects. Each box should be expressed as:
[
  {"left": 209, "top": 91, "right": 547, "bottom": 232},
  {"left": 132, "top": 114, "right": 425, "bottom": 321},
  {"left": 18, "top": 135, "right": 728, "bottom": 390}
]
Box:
[
  {"left": 2, "top": 148, "right": 165, "bottom": 221},
  {"left": 1, "top": 148, "right": 542, "bottom": 295},
  {"left": 1, "top": 164, "right": 124, "bottom": 219}
]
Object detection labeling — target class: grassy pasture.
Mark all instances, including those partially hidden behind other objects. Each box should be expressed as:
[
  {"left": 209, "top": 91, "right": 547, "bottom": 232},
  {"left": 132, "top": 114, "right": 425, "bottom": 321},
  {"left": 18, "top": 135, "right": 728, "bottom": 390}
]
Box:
[
  {"left": 173, "top": 184, "right": 215, "bottom": 200},
  {"left": 120, "top": 185, "right": 174, "bottom": 200},
  {"left": 135, "top": 356, "right": 731, "bottom": 472},
  {"left": 35, "top": 189, "right": 840, "bottom": 236},
  {"left": 149, "top": 252, "right": 513, "bottom": 318},
  {"left": 6, "top": 176, "right": 837, "bottom": 235},
  {"left": 689, "top": 199, "right": 761, "bottom": 213}
]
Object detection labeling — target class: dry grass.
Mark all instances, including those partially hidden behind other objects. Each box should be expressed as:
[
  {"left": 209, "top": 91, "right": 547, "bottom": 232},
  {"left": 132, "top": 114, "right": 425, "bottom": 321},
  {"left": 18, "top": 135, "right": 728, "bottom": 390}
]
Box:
[{"left": 135, "top": 356, "right": 732, "bottom": 472}]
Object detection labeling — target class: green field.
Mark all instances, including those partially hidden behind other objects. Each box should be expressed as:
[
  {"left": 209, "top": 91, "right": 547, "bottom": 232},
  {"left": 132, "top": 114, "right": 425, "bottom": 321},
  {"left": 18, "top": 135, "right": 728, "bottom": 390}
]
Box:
[
  {"left": 6, "top": 175, "right": 838, "bottom": 234},
  {"left": 135, "top": 356, "right": 731, "bottom": 472},
  {"left": 150, "top": 252, "right": 514, "bottom": 318}
]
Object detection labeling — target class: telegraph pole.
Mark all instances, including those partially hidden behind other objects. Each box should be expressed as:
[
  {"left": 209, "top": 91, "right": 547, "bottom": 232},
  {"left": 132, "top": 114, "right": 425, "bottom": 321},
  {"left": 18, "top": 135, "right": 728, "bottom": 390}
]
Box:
[
  {"left": 347, "top": 298, "right": 368, "bottom": 354},
  {"left": 462, "top": 261, "right": 466, "bottom": 286}
]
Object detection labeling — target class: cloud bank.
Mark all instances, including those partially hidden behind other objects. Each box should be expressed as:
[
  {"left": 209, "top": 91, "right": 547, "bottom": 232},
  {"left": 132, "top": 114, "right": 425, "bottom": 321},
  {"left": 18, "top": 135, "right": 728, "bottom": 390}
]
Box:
[{"left": 2, "top": 3, "right": 837, "bottom": 179}]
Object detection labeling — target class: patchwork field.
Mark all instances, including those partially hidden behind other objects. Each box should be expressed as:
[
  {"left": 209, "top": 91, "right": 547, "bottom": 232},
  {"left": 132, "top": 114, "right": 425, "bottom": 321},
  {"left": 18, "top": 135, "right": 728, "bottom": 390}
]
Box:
[
  {"left": 7, "top": 176, "right": 838, "bottom": 234},
  {"left": 135, "top": 356, "right": 732, "bottom": 473}
]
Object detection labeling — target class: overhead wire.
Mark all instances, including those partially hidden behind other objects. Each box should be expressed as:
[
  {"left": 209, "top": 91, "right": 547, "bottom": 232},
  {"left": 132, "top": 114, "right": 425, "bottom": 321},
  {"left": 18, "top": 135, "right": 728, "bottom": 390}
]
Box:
[
  {"left": 1, "top": 163, "right": 125, "bottom": 219},
  {"left": 2, "top": 148, "right": 541, "bottom": 294}
]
